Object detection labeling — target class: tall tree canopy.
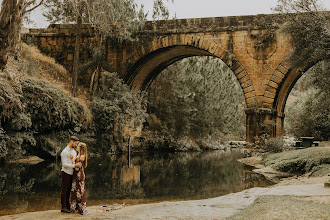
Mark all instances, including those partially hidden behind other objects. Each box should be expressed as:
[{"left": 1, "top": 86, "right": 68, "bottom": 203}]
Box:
[
  {"left": 274, "top": 0, "right": 330, "bottom": 66},
  {"left": 42, "top": 0, "right": 174, "bottom": 40},
  {"left": 42, "top": 0, "right": 174, "bottom": 96},
  {"left": 148, "top": 56, "right": 246, "bottom": 147}
]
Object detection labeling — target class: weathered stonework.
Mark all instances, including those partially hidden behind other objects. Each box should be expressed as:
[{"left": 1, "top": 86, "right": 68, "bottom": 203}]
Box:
[{"left": 25, "top": 13, "right": 328, "bottom": 142}]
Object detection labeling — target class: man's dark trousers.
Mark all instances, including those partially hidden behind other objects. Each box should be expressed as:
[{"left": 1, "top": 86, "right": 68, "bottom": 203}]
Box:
[{"left": 61, "top": 171, "right": 73, "bottom": 209}]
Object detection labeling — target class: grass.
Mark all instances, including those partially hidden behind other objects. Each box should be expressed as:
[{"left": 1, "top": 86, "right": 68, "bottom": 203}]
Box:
[
  {"left": 229, "top": 195, "right": 330, "bottom": 220},
  {"left": 262, "top": 143, "right": 330, "bottom": 175}
]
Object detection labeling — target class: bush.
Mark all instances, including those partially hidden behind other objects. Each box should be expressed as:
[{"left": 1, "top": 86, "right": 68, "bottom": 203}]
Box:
[
  {"left": 21, "top": 77, "right": 91, "bottom": 132},
  {"left": 91, "top": 71, "right": 148, "bottom": 153},
  {"left": 285, "top": 61, "right": 330, "bottom": 141},
  {"left": 147, "top": 56, "right": 246, "bottom": 150},
  {"left": 264, "top": 137, "right": 285, "bottom": 153},
  {"left": 262, "top": 146, "right": 330, "bottom": 174}
]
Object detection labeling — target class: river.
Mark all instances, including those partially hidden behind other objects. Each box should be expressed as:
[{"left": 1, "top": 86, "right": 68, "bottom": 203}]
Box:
[{"left": 0, "top": 150, "right": 273, "bottom": 216}]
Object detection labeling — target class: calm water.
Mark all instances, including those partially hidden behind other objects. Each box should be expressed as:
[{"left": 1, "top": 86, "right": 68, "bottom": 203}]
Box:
[{"left": 0, "top": 150, "right": 273, "bottom": 216}]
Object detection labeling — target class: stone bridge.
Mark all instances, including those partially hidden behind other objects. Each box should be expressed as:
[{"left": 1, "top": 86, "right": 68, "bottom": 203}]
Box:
[{"left": 25, "top": 14, "right": 325, "bottom": 142}]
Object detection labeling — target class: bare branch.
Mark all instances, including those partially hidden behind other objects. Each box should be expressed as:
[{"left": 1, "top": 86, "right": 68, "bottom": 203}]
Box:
[{"left": 25, "top": 0, "right": 44, "bottom": 13}]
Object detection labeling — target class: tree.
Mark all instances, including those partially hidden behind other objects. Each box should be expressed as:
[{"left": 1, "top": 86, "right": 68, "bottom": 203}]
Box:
[
  {"left": 90, "top": 71, "right": 148, "bottom": 153},
  {"left": 148, "top": 56, "right": 246, "bottom": 147},
  {"left": 0, "top": 0, "right": 44, "bottom": 70},
  {"left": 42, "top": 0, "right": 174, "bottom": 96},
  {"left": 285, "top": 60, "right": 330, "bottom": 140},
  {"left": 69, "top": 0, "right": 85, "bottom": 96},
  {"left": 273, "top": 0, "right": 330, "bottom": 66}
]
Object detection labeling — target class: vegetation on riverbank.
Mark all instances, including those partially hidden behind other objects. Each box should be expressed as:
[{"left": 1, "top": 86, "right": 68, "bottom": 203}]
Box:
[
  {"left": 0, "top": 44, "right": 92, "bottom": 161},
  {"left": 146, "top": 56, "right": 246, "bottom": 151},
  {"left": 230, "top": 195, "right": 330, "bottom": 220},
  {"left": 262, "top": 144, "right": 330, "bottom": 176}
]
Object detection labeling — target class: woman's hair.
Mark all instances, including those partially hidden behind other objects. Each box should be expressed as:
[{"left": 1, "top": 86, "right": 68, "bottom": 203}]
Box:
[{"left": 78, "top": 142, "right": 88, "bottom": 168}]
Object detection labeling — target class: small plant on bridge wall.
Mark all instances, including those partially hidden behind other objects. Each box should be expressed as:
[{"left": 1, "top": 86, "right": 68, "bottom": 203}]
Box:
[
  {"left": 248, "top": 16, "right": 278, "bottom": 60},
  {"left": 250, "top": 28, "right": 277, "bottom": 52}
]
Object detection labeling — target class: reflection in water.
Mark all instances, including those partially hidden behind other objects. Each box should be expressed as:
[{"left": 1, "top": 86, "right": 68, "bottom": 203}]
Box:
[
  {"left": 120, "top": 166, "right": 141, "bottom": 185},
  {"left": 0, "top": 150, "right": 273, "bottom": 216}
]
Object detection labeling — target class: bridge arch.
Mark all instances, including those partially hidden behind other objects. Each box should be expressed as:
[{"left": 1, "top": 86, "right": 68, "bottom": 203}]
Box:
[
  {"left": 123, "top": 35, "right": 257, "bottom": 109},
  {"left": 270, "top": 58, "right": 328, "bottom": 136}
]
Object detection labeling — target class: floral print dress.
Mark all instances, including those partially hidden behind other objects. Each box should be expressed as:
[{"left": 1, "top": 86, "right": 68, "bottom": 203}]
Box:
[{"left": 70, "top": 161, "right": 87, "bottom": 215}]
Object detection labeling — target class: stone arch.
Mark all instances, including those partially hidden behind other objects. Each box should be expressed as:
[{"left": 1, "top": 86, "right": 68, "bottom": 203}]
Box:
[
  {"left": 123, "top": 35, "right": 258, "bottom": 108},
  {"left": 267, "top": 57, "right": 327, "bottom": 136}
]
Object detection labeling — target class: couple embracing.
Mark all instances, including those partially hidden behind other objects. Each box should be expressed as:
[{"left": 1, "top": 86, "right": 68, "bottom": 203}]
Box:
[{"left": 60, "top": 136, "right": 88, "bottom": 215}]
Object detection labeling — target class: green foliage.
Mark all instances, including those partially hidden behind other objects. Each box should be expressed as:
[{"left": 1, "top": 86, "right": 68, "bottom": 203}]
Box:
[
  {"left": 79, "top": 48, "right": 114, "bottom": 74},
  {"left": 152, "top": 0, "right": 174, "bottom": 20},
  {"left": 88, "top": 0, "right": 147, "bottom": 41},
  {"left": 42, "top": 0, "right": 89, "bottom": 23},
  {"left": 0, "top": 77, "right": 24, "bottom": 123},
  {"left": 274, "top": 0, "right": 330, "bottom": 66},
  {"left": 91, "top": 71, "right": 148, "bottom": 153},
  {"left": 0, "top": 128, "right": 36, "bottom": 161},
  {"left": 262, "top": 146, "right": 330, "bottom": 174},
  {"left": 147, "top": 56, "right": 246, "bottom": 149},
  {"left": 0, "top": 75, "right": 91, "bottom": 161},
  {"left": 0, "top": 127, "right": 9, "bottom": 159},
  {"left": 285, "top": 61, "right": 330, "bottom": 140},
  {"left": 264, "top": 137, "right": 286, "bottom": 153},
  {"left": 21, "top": 77, "right": 89, "bottom": 132},
  {"left": 8, "top": 113, "right": 32, "bottom": 131},
  {"left": 42, "top": 0, "right": 175, "bottom": 41}
]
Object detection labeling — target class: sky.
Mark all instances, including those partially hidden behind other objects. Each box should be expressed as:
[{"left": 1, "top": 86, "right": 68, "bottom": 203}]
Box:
[{"left": 27, "top": 0, "right": 330, "bottom": 28}]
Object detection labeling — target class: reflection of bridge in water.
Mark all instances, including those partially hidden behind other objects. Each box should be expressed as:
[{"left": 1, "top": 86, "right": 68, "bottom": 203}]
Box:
[
  {"left": 120, "top": 165, "right": 141, "bottom": 185},
  {"left": 25, "top": 12, "right": 330, "bottom": 141}
]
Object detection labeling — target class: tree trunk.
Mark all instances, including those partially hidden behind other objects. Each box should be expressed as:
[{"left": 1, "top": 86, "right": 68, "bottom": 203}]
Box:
[
  {"left": 72, "top": 6, "right": 82, "bottom": 97},
  {"left": 0, "top": 0, "right": 25, "bottom": 70},
  {"left": 0, "top": 0, "right": 44, "bottom": 71},
  {"left": 92, "top": 67, "right": 100, "bottom": 97}
]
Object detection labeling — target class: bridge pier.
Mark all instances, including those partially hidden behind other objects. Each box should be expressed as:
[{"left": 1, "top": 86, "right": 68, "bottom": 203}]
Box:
[{"left": 245, "top": 108, "right": 284, "bottom": 142}]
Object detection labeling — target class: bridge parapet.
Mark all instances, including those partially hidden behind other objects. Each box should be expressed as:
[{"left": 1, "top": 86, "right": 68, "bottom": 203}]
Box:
[{"left": 141, "top": 14, "right": 284, "bottom": 34}]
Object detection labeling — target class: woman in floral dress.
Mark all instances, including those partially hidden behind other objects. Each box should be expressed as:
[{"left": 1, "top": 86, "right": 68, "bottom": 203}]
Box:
[{"left": 70, "top": 142, "right": 88, "bottom": 215}]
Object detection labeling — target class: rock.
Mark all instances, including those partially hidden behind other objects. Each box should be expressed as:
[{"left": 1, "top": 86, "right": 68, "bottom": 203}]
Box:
[
  {"left": 27, "top": 136, "right": 61, "bottom": 160},
  {"left": 324, "top": 182, "right": 330, "bottom": 188},
  {"left": 229, "top": 141, "right": 247, "bottom": 147},
  {"left": 9, "top": 156, "right": 44, "bottom": 164}
]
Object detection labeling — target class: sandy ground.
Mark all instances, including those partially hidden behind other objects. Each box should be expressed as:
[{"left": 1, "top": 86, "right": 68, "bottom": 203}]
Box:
[{"left": 2, "top": 156, "right": 330, "bottom": 220}]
